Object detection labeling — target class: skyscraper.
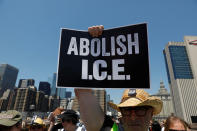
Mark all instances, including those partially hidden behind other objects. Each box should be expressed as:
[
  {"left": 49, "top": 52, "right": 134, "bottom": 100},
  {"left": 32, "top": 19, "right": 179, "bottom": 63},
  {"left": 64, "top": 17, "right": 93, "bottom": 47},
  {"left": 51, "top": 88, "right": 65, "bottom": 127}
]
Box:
[
  {"left": 39, "top": 82, "right": 51, "bottom": 96},
  {"left": 50, "top": 73, "right": 57, "bottom": 96},
  {"left": 163, "top": 36, "right": 197, "bottom": 123},
  {"left": 18, "top": 79, "right": 35, "bottom": 88},
  {"left": 14, "top": 87, "right": 36, "bottom": 112},
  {"left": 65, "top": 91, "right": 72, "bottom": 98},
  {"left": 0, "top": 64, "right": 18, "bottom": 97}
]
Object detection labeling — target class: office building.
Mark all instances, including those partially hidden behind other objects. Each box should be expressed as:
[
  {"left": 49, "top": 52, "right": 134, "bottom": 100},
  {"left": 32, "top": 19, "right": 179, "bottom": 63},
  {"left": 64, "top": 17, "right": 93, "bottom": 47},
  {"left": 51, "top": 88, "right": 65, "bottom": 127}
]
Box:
[
  {"left": 49, "top": 73, "right": 57, "bottom": 96},
  {"left": 163, "top": 36, "right": 197, "bottom": 123},
  {"left": 65, "top": 91, "right": 72, "bottom": 98},
  {"left": 0, "top": 64, "right": 18, "bottom": 97},
  {"left": 35, "top": 91, "right": 45, "bottom": 111},
  {"left": 39, "top": 82, "right": 51, "bottom": 96},
  {"left": 18, "top": 79, "right": 35, "bottom": 88},
  {"left": 49, "top": 96, "right": 60, "bottom": 112},
  {"left": 13, "top": 86, "right": 36, "bottom": 112},
  {"left": 57, "top": 88, "right": 67, "bottom": 98},
  {"left": 152, "top": 81, "right": 174, "bottom": 121}
]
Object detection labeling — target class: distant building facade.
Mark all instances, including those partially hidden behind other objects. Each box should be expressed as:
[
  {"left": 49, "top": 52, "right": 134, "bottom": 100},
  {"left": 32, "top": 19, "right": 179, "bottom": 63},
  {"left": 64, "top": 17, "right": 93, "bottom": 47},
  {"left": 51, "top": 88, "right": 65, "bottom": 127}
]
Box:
[
  {"left": 65, "top": 91, "right": 72, "bottom": 98},
  {"left": 35, "top": 91, "right": 45, "bottom": 111},
  {"left": 13, "top": 87, "right": 37, "bottom": 112},
  {"left": 39, "top": 82, "right": 51, "bottom": 96},
  {"left": 152, "top": 81, "right": 174, "bottom": 121},
  {"left": 50, "top": 73, "right": 57, "bottom": 97},
  {"left": 18, "top": 79, "right": 35, "bottom": 88},
  {"left": 0, "top": 89, "right": 13, "bottom": 111},
  {"left": 0, "top": 64, "right": 18, "bottom": 97},
  {"left": 57, "top": 88, "right": 67, "bottom": 99},
  {"left": 49, "top": 96, "right": 60, "bottom": 112},
  {"left": 163, "top": 36, "right": 197, "bottom": 123}
]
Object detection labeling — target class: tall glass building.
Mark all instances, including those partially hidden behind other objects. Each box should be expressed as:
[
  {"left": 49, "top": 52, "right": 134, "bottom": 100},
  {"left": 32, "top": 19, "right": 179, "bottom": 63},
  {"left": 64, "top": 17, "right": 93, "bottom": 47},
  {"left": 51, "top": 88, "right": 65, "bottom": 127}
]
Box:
[
  {"left": 50, "top": 73, "right": 57, "bottom": 96},
  {"left": 163, "top": 36, "right": 197, "bottom": 123},
  {"left": 49, "top": 73, "right": 67, "bottom": 98},
  {"left": 0, "top": 64, "right": 18, "bottom": 97}
]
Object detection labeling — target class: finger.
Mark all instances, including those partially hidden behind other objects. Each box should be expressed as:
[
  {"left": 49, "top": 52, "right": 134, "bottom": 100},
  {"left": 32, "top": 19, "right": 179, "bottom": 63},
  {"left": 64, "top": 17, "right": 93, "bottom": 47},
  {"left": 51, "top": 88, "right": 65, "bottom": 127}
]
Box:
[
  {"left": 98, "top": 25, "right": 104, "bottom": 36},
  {"left": 94, "top": 26, "right": 100, "bottom": 37},
  {"left": 88, "top": 27, "right": 94, "bottom": 37}
]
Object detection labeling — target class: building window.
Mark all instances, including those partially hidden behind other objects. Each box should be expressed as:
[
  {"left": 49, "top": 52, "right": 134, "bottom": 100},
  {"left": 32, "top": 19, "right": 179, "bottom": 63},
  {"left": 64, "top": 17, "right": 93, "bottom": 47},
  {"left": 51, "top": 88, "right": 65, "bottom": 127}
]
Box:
[{"left": 169, "top": 46, "right": 193, "bottom": 79}]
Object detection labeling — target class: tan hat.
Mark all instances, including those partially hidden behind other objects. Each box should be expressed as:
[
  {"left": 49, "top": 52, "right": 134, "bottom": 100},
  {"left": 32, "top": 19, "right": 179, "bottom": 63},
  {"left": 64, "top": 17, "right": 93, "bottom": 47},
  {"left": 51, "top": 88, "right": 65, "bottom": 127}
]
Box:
[
  {"left": 0, "top": 110, "right": 22, "bottom": 127},
  {"left": 108, "top": 89, "right": 163, "bottom": 115}
]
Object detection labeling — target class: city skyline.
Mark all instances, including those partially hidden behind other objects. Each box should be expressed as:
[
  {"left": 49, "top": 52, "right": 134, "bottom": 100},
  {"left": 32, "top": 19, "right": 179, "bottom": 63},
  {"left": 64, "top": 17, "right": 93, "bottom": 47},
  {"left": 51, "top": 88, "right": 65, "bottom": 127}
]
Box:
[{"left": 0, "top": 0, "right": 197, "bottom": 104}]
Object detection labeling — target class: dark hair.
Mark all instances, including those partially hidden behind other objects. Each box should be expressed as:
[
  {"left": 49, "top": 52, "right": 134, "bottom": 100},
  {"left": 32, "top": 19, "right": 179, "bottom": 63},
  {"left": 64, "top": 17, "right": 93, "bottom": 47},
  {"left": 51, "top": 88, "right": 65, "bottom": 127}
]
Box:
[
  {"left": 164, "top": 116, "right": 187, "bottom": 131},
  {"left": 152, "top": 121, "right": 161, "bottom": 131},
  {"left": 62, "top": 117, "right": 78, "bottom": 125},
  {"left": 60, "top": 110, "right": 79, "bottom": 125}
]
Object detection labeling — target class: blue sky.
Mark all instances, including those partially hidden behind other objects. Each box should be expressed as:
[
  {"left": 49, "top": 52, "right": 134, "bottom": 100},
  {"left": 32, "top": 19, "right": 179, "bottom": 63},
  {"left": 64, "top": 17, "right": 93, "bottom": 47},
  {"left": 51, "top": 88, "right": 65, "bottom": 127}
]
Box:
[{"left": 0, "top": 0, "right": 197, "bottom": 104}]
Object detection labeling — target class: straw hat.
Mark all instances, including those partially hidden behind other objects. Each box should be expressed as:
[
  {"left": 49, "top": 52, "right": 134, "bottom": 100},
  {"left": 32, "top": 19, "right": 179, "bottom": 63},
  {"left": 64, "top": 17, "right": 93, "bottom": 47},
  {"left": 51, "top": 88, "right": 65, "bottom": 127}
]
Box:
[{"left": 108, "top": 89, "right": 163, "bottom": 115}]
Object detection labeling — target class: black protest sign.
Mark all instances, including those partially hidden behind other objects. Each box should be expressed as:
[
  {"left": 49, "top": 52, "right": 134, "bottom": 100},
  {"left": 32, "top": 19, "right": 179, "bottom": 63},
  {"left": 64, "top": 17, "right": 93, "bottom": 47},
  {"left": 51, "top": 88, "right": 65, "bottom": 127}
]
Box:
[{"left": 57, "top": 23, "right": 150, "bottom": 88}]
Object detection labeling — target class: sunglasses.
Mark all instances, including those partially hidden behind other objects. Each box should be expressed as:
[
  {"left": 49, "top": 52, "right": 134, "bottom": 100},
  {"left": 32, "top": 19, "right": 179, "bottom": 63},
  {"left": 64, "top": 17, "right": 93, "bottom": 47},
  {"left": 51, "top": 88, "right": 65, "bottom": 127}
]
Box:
[
  {"left": 169, "top": 129, "right": 186, "bottom": 131},
  {"left": 120, "top": 106, "right": 152, "bottom": 117},
  {"left": 30, "top": 125, "right": 43, "bottom": 129}
]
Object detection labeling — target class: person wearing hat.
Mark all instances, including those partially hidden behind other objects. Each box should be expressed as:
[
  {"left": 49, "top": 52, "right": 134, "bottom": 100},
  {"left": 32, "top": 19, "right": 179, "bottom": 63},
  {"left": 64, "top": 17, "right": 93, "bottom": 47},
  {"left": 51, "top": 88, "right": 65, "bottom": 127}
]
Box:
[
  {"left": 29, "top": 116, "right": 45, "bottom": 131},
  {"left": 75, "top": 88, "right": 162, "bottom": 131},
  {"left": 0, "top": 110, "right": 22, "bottom": 131}
]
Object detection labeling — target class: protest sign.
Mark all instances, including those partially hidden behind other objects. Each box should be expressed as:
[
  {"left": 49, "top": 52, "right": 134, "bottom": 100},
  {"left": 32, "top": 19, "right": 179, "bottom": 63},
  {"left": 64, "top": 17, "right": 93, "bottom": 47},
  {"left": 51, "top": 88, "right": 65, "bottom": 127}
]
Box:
[{"left": 57, "top": 23, "right": 150, "bottom": 88}]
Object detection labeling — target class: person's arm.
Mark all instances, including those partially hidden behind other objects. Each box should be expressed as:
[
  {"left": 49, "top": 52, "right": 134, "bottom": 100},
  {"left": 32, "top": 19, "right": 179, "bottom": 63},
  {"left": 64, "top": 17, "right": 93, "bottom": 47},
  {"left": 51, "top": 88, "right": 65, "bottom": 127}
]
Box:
[
  {"left": 75, "top": 89, "right": 105, "bottom": 131},
  {"left": 47, "top": 112, "right": 55, "bottom": 131},
  {"left": 74, "top": 25, "right": 105, "bottom": 131}
]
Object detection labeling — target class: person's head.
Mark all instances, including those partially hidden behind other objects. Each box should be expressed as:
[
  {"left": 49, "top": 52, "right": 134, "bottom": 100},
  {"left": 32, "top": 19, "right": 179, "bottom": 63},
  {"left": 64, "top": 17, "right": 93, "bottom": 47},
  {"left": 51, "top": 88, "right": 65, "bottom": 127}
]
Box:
[
  {"left": 152, "top": 121, "right": 161, "bottom": 131},
  {"left": 29, "top": 117, "right": 44, "bottom": 131},
  {"left": 164, "top": 116, "right": 188, "bottom": 131},
  {"left": 0, "top": 110, "right": 22, "bottom": 131},
  {"left": 58, "top": 110, "right": 79, "bottom": 130},
  {"left": 108, "top": 89, "right": 163, "bottom": 131}
]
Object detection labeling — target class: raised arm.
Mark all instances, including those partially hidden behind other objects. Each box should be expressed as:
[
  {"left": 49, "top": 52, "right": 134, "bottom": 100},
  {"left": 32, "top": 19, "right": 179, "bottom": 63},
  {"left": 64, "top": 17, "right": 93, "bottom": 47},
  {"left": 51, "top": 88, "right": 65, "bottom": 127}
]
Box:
[
  {"left": 74, "top": 25, "right": 105, "bottom": 131},
  {"left": 75, "top": 89, "right": 105, "bottom": 131}
]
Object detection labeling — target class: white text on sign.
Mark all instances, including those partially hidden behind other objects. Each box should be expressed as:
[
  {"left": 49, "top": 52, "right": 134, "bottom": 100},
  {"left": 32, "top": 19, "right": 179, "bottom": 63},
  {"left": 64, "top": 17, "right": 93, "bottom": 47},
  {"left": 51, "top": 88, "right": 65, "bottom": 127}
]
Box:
[{"left": 66, "top": 33, "right": 139, "bottom": 80}]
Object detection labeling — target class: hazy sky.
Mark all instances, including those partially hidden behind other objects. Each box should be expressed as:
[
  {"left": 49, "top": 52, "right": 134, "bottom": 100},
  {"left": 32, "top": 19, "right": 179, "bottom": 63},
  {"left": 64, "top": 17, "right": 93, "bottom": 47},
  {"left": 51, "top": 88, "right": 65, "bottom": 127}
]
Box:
[{"left": 0, "top": 0, "right": 197, "bottom": 104}]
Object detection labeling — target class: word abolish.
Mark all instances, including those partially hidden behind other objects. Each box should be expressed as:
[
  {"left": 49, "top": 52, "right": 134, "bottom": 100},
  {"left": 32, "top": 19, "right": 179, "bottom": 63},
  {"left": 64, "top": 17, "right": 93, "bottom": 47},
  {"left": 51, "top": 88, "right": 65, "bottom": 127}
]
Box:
[
  {"left": 67, "top": 33, "right": 139, "bottom": 56},
  {"left": 66, "top": 33, "right": 140, "bottom": 80}
]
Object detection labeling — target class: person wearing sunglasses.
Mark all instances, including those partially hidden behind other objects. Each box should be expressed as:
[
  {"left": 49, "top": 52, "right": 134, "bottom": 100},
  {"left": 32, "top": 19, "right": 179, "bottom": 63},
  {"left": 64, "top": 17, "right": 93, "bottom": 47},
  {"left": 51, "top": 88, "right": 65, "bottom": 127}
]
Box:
[
  {"left": 74, "top": 25, "right": 163, "bottom": 131},
  {"left": 29, "top": 117, "right": 45, "bottom": 131},
  {"left": 164, "top": 116, "right": 190, "bottom": 131},
  {"left": 75, "top": 88, "right": 163, "bottom": 131},
  {"left": 0, "top": 110, "right": 22, "bottom": 131}
]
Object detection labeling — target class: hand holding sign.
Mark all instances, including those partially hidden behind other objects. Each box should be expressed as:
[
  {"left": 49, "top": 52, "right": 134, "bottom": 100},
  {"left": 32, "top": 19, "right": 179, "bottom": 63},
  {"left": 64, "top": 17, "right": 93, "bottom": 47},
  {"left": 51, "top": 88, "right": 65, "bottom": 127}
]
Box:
[
  {"left": 57, "top": 23, "right": 149, "bottom": 88},
  {"left": 88, "top": 25, "right": 104, "bottom": 37}
]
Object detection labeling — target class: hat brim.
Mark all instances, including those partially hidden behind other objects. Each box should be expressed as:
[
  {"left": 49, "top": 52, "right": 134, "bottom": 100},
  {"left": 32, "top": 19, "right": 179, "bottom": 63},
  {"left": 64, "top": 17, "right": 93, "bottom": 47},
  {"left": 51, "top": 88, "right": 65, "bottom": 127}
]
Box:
[
  {"left": 0, "top": 119, "right": 18, "bottom": 127},
  {"left": 108, "top": 96, "right": 163, "bottom": 115}
]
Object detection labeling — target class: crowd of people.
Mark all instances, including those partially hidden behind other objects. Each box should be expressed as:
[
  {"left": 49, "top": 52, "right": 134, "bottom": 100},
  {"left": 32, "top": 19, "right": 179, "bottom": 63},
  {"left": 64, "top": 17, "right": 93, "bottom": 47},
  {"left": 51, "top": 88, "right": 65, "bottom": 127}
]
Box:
[
  {"left": 0, "top": 89, "right": 192, "bottom": 131},
  {"left": 0, "top": 26, "right": 194, "bottom": 131}
]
